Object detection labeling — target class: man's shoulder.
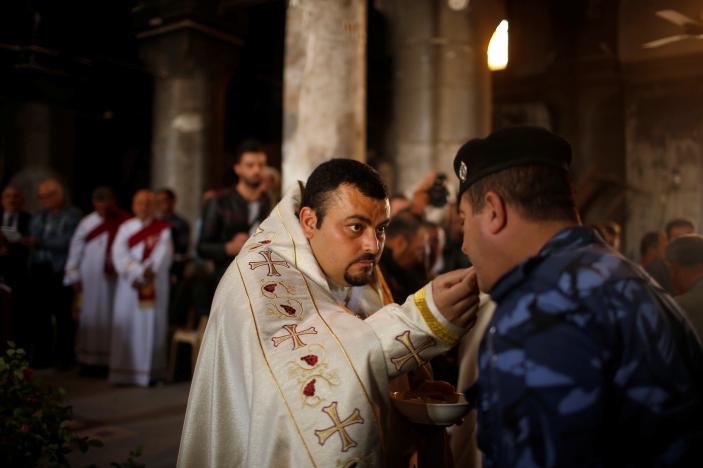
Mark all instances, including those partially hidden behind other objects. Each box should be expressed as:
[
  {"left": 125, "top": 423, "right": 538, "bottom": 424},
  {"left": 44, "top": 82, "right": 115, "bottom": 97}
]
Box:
[
  {"left": 535, "top": 243, "right": 642, "bottom": 295},
  {"left": 118, "top": 217, "right": 139, "bottom": 231},
  {"left": 172, "top": 213, "right": 190, "bottom": 227},
  {"left": 78, "top": 212, "right": 102, "bottom": 228}
]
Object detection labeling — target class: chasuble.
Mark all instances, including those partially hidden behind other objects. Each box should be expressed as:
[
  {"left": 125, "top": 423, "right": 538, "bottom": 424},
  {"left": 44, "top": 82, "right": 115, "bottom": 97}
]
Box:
[{"left": 178, "top": 187, "right": 468, "bottom": 467}]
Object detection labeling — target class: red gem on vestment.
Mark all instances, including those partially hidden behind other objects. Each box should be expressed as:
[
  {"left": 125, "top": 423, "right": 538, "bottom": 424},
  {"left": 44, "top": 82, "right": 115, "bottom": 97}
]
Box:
[
  {"left": 263, "top": 283, "right": 277, "bottom": 293},
  {"left": 303, "top": 379, "right": 317, "bottom": 396},
  {"left": 260, "top": 240, "right": 271, "bottom": 244},
  {"left": 300, "top": 354, "right": 318, "bottom": 366},
  {"left": 280, "top": 304, "right": 297, "bottom": 315}
]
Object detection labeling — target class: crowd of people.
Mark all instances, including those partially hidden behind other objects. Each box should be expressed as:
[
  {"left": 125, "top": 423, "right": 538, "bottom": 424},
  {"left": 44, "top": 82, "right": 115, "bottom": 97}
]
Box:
[
  {"left": 1, "top": 127, "right": 701, "bottom": 466},
  {"left": 0, "top": 139, "right": 280, "bottom": 386}
]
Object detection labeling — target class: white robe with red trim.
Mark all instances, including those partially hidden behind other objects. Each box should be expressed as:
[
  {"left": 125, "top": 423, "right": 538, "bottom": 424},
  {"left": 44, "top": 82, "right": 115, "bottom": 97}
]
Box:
[
  {"left": 64, "top": 212, "right": 118, "bottom": 365},
  {"left": 178, "top": 187, "right": 469, "bottom": 467},
  {"left": 109, "top": 217, "right": 172, "bottom": 386}
]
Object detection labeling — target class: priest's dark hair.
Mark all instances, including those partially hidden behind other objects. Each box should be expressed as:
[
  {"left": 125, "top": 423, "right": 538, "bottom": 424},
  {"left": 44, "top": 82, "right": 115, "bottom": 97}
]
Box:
[{"left": 302, "top": 158, "right": 389, "bottom": 228}]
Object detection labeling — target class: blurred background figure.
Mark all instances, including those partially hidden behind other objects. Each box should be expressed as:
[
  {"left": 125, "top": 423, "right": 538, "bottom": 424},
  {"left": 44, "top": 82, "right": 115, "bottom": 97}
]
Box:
[
  {"left": 379, "top": 211, "right": 428, "bottom": 302},
  {"left": 27, "top": 178, "right": 82, "bottom": 368},
  {"left": 594, "top": 221, "right": 621, "bottom": 251},
  {"left": 156, "top": 188, "right": 191, "bottom": 328},
  {"left": 157, "top": 188, "right": 191, "bottom": 280},
  {"left": 0, "top": 185, "right": 31, "bottom": 349},
  {"left": 198, "top": 140, "right": 270, "bottom": 282},
  {"left": 640, "top": 231, "right": 673, "bottom": 293},
  {"left": 261, "top": 166, "right": 282, "bottom": 206},
  {"left": 109, "top": 190, "right": 172, "bottom": 387},
  {"left": 441, "top": 202, "right": 471, "bottom": 273},
  {"left": 389, "top": 193, "right": 411, "bottom": 216},
  {"left": 666, "top": 234, "right": 703, "bottom": 339},
  {"left": 666, "top": 218, "right": 695, "bottom": 240},
  {"left": 64, "top": 187, "right": 129, "bottom": 375}
]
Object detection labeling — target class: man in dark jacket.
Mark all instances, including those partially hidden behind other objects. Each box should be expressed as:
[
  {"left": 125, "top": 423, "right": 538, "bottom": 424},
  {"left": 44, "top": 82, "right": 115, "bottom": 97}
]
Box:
[{"left": 198, "top": 140, "right": 271, "bottom": 282}]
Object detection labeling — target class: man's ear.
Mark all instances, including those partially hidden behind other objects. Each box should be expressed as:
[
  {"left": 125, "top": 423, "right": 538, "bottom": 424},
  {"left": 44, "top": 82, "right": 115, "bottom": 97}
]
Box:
[
  {"left": 482, "top": 191, "right": 507, "bottom": 235},
  {"left": 232, "top": 163, "right": 240, "bottom": 176},
  {"left": 299, "top": 207, "right": 318, "bottom": 240}
]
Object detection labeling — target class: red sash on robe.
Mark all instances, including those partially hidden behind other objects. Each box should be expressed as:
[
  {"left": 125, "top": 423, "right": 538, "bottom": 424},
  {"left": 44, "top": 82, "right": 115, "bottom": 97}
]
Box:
[
  {"left": 85, "top": 208, "right": 131, "bottom": 275},
  {"left": 127, "top": 219, "right": 170, "bottom": 306},
  {"left": 127, "top": 219, "right": 170, "bottom": 261}
]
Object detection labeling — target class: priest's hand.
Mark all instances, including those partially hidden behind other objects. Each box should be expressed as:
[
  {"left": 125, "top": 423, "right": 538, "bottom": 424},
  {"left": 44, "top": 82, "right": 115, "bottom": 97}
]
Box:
[{"left": 431, "top": 267, "right": 479, "bottom": 329}]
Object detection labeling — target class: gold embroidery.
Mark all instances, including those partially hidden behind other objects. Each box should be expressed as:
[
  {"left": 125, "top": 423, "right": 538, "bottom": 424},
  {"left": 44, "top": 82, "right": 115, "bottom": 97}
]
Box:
[
  {"left": 287, "top": 344, "right": 341, "bottom": 408},
  {"left": 235, "top": 260, "right": 317, "bottom": 467},
  {"left": 414, "top": 287, "right": 460, "bottom": 346},
  {"left": 265, "top": 299, "right": 304, "bottom": 321},
  {"left": 275, "top": 197, "right": 385, "bottom": 454},
  {"left": 260, "top": 279, "right": 297, "bottom": 299},
  {"left": 390, "top": 330, "right": 435, "bottom": 372},
  {"left": 247, "top": 231, "right": 277, "bottom": 251},
  {"left": 271, "top": 324, "right": 318, "bottom": 350},
  {"left": 249, "top": 249, "right": 290, "bottom": 276},
  {"left": 314, "top": 402, "right": 364, "bottom": 452}
]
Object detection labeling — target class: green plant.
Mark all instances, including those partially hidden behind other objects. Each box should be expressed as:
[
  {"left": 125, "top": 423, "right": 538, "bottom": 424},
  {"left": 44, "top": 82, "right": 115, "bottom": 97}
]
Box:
[
  {"left": 109, "top": 446, "right": 145, "bottom": 468},
  {"left": 0, "top": 342, "right": 103, "bottom": 467}
]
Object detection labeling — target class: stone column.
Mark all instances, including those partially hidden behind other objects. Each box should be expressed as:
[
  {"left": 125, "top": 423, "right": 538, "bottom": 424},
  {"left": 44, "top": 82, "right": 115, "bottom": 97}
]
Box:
[
  {"left": 381, "top": 0, "right": 495, "bottom": 194},
  {"left": 433, "top": 1, "right": 492, "bottom": 179},
  {"left": 282, "top": 0, "right": 367, "bottom": 190},
  {"left": 139, "top": 26, "right": 240, "bottom": 227},
  {"left": 383, "top": 0, "right": 436, "bottom": 192}
]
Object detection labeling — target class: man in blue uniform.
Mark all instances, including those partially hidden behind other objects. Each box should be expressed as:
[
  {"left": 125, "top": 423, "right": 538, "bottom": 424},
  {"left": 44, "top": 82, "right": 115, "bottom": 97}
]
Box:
[{"left": 453, "top": 126, "right": 703, "bottom": 466}]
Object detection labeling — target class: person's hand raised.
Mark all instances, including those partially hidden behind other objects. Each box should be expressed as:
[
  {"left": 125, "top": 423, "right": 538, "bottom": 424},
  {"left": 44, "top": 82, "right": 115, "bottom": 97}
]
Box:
[{"left": 431, "top": 267, "right": 479, "bottom": 329}]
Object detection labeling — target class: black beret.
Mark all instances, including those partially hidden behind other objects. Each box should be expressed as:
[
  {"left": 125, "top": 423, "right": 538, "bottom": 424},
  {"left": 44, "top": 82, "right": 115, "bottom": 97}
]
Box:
[{"left": 453, "top": 126, "right": 572, "bottom": 199}]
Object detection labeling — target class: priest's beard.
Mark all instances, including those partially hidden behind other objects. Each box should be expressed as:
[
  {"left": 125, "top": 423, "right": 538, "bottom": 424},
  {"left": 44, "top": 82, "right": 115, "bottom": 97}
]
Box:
[{"left": 343, "top": 253, "right": 376, "bottom": 286}]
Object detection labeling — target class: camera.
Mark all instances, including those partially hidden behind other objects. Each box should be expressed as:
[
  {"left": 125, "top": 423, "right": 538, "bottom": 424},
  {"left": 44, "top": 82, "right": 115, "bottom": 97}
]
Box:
[{"left": 427, "top": 173, "right": 449, "bottom": 208}]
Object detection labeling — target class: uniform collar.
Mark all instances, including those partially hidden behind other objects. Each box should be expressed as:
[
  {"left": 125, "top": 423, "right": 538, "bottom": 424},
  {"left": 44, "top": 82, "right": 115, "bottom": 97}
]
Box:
[{"left": 489, "top": 225, "right": 598, "bottom": 300}]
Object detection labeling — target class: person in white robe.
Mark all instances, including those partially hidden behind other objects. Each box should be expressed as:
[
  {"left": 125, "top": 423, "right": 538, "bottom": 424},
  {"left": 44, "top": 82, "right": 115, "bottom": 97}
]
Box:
[
  {"left": 178, "top": 159, "right": 480, "bottom": 467},
  {"left": 109, "top": 190, "right": 172, "bottom": 387},
  {"left": 64, "top": 187, "right": 129, "bottom": 367}
]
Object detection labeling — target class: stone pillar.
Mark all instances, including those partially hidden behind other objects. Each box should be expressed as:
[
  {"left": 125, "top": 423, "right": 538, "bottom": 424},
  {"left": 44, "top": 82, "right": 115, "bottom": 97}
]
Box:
[
  {"left": 383, "top": 0, "right": 436, "bottom": 192},
  {"left": 433, "top": 1, "right": 492, "bottom": 179},
  {"left": 139, "top": 26, "right": 240, "bottom": 227},
  {"left": 282, "top": 0, "right": 367, "bottom": 190},
  {"left": 381, "top": 0, "right": 495, "bottom": 194},
  {"left": 16, "top": 101, "right": 52, "bottom": 168}
]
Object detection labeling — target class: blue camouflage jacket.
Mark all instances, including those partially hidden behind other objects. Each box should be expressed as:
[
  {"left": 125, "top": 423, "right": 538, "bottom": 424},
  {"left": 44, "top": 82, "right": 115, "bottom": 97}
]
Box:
[{"left": 470, "top": 226, "right": 703, "bottom": 467}]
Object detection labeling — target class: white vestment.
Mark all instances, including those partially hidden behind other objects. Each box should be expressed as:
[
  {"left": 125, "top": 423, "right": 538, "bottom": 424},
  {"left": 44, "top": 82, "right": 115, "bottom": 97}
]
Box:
[
  {"left": 109, "top": 217, "right": 172, "bottom": 386},
  {"left": 449, "top": 297, "right": 495, "bottom": 468},
  {"left": 64, "top": 212, "right": 120, "bottom": 365},
  {"left": 178, "top": 188, "right": 469, "bottom": 467}
]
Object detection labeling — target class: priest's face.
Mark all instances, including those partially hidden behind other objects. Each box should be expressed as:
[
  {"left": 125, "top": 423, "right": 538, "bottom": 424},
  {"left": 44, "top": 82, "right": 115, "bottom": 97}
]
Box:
[{"left": 301, "top": 184, "right": 390, "bottom": 287}]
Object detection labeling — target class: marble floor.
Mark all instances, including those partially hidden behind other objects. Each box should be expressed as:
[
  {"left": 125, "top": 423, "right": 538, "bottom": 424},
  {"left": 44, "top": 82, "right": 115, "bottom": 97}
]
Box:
[{"left": 40, "top": 369, "right": 190, "bottom": 468}]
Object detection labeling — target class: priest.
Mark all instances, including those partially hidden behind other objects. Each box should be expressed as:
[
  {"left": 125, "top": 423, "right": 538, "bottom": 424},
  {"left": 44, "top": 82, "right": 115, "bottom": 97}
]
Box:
[
  {"left": 64, "top": 187, "right": 129, "bottom": 369},
  {"left": 109, "top": 190, "right": 172, "bottom": 387},
  {"left": 178, "top": 159, "right": 480, "bottom": 467}
]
